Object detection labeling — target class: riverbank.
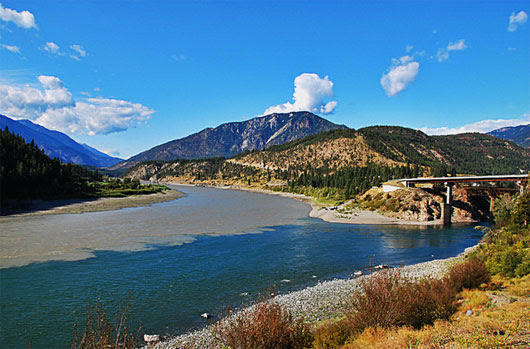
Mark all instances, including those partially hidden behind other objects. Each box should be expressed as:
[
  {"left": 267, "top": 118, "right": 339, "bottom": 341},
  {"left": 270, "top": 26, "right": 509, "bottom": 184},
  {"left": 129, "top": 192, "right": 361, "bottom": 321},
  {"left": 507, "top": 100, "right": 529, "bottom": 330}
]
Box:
[
  {"left": 0, "top": 189, "right": 184, "bottom": 218},
  {"left": 165, "top": 180, "right": 439, "bottom": 226},
  {"left": 148, "top": 244, "right": 478, "bottom": 348}
]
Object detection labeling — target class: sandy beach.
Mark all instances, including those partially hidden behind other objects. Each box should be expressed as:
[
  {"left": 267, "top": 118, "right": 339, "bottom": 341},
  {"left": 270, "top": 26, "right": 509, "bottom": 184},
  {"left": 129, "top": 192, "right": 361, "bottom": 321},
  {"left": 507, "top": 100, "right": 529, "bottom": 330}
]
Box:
[{"left": 0, "top": 189, "right": 184, "bottom": 218}]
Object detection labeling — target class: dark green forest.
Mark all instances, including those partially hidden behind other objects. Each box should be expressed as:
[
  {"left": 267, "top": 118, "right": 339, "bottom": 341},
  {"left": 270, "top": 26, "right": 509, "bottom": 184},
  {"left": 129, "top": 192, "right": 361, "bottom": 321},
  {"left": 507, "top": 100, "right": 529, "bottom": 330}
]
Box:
[{"left": 0, "top": 127, "right": 165, "bottom": 203}]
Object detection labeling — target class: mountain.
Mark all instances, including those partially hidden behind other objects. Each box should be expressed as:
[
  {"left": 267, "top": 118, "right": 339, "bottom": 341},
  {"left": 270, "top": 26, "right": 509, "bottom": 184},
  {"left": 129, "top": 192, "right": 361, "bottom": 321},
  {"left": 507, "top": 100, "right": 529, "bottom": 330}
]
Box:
[
  {"left": 115, "top": 112, "right": 348, "bottom": 169},
  {"left": 487, "top": 124, "right": 530, "bottom": 148},
  {"left": 232, "top": 126, "right": 530, "bottom": 175},
  {"left": 126, "top": 126, "right": 530, "bottom": 199},
  {"left": 0, "top": 115, "right": 122, "bottom": 167}
]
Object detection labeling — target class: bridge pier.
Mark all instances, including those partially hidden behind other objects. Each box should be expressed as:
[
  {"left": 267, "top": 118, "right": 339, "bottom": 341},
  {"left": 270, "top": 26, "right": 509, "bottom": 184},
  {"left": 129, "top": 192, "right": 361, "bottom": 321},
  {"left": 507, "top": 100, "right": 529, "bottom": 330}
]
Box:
[{"left": 442, "top": 182, "right": 454, "bottom": 225}]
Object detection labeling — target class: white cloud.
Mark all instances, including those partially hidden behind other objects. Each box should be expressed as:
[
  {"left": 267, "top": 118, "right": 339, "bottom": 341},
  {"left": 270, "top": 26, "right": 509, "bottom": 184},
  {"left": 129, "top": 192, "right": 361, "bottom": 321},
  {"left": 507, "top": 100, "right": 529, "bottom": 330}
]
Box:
[
  {"left": 1, "top": 44, "right": 19, "bottom": 53},
  {"left": 380, "top": 58, "right": 420, "bottom": 97},
  {"left": 508, "top": 11, "right": 528, "bottom": 32},
  {"left": 0, "top": 76, "right": 154, "bottom": 135},
  {"left": 44, "top": 42, "right": 60, "bottom": 54},
  {"left": 70, "top": 44, "right": 86, "bottom": 57},
  {"left": 447, "top": 39, "right": 467, "bottom": 51},
  {"left": 69, "top": 54, "right": 80, "bottom": 61},
  {"left": 406, "top": 45, "right": 413, "bottom": 53},
  {"left": 437, "top": 39, "right": 467, "bottom": 62},
  {"left": 101, "top": 148, "right": 121, "bottom": 157},
  {"left": 0, "top": 3, "right": 36, "bottom": 29},
  {"left": 420, "top": 114, "right": 530, "bottom": 135},
  {"left": 263, "top": 73, "right": 337, "bottom": 115},
  {"left": 171, "top": 54, "right": 186, "bottom": 62}
]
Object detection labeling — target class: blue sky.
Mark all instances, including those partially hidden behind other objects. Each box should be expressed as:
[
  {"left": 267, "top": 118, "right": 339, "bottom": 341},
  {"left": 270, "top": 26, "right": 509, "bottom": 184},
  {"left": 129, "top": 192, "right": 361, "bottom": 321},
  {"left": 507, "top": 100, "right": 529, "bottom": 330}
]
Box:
[{"left": 0, "top": 0, "right": 528, "bottom": 158}]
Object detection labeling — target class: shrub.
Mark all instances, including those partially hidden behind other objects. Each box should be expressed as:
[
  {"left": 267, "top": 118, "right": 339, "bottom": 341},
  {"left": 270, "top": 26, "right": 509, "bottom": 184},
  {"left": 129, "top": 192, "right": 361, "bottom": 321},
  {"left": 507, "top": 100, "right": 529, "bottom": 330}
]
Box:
[
  {"left": 515, "top": 253, "right": 530, "bottom": 277},
  {"left": 447, "top": 259, "right": 490, "bottom": 291},
  {"left": 213, "top": 299, "right": 313, "bottom": 349},
  {"left": 347, "top": 271, "right": 416, "bottom": 331},
  {"left": 312, "top": 319, "right": 351, "bottom": 349},
  {"left": 71, "top": 299, "right": 139, "bottom": 349},
  {"left": 408, "top": 277, "right": 457, "bottom": 328}
]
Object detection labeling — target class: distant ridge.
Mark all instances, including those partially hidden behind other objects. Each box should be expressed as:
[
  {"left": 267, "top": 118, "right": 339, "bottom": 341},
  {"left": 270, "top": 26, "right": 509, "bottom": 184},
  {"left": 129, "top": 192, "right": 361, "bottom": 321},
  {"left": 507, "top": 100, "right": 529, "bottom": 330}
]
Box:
[
  {"left": 0, "top": 115, "right": 122, "bottom": 167},
  {"left": 488, "top": 124, "right": 530, "bottom": 148},
  {"left": 114, "top": 111, "right": 348, "bottom": 169}
]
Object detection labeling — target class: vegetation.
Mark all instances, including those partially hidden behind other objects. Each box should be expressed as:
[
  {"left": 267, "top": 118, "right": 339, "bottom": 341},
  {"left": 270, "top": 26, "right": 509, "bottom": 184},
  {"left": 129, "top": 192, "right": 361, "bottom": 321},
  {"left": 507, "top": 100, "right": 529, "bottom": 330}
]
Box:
[
  {"left": 213, "top": 299, "right": 313, "bottom": 349},
  {"left": 0, "top": 126, "right": 166, "bottom": 203},
  {"left": 208, "top": 189, "right": 529, "bottom": 348},
  {"left": 125, "top": 126, "right": 530, "bottom": 209},
  {"left": 72, "top": 299, "right": 140, "bottom": 349},
  {"left": 470, "top": 189, "right": 530, "bottom": 278}
]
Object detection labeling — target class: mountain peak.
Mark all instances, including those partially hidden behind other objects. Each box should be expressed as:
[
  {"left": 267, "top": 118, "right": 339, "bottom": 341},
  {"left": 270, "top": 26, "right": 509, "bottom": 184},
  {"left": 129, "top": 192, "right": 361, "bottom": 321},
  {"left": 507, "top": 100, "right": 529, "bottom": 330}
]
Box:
[
  {"left": 488, "top": 124, "right": 530, "bottom": 148},
  {"left": 115, "top": 111, "right": 347, "bottom": 169}
]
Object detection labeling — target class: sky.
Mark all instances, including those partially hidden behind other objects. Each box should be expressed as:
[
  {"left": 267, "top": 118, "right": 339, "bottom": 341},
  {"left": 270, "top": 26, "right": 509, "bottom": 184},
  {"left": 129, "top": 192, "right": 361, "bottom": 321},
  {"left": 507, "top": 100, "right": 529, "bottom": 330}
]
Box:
[{"left": 0, "top": 0, "right": 528, "bottom": 159}]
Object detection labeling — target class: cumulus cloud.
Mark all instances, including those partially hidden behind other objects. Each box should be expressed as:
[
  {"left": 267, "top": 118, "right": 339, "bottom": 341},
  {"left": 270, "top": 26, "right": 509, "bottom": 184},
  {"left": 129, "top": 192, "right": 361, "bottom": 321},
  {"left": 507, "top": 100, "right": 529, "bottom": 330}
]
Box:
[
  {"left": 508, "top": 11, "right": 528, "bottom": 31},
  {"left": 1, "top": 44, "right": 20, "bottom": 53},
  {"left": 0, "top": 76, "right": 154, "bottom": 135},
  {"left": 380, "top": 57, "right": 420, "bottom": 97},
  {"left": 0, "top": 3, "right": 37, "bottom": 29},
  {"left": 420, "top": 114, "right": 530, "bottom": 135},
  {"left": 436, "top": 39, "right": 467, "bottom": 62},
  {"left": 44, "top": 42, "right": 60, "bottom": 54},
  {"left": 263, "top": 73, "right": 337, "bottom": 115}
]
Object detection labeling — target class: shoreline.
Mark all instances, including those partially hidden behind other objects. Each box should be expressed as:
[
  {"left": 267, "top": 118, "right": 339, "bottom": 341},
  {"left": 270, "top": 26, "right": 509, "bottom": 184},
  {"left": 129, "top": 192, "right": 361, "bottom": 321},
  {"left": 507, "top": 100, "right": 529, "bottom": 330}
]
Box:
[
  {"left": 0, "top": 189, "right": 185, "bottom": 218},
  {"left": 165, "top": 181, "right": 442, "bottom": 226},
  {"left": 149, "top": 244, "right": 479, "bottom": 348}
]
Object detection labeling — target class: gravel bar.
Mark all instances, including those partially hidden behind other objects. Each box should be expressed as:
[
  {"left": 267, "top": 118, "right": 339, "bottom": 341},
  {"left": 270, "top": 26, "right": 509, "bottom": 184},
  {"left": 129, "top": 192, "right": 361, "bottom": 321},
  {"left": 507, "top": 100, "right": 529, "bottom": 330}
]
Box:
[{"left": 146, "top": 245, "right": 477, "bottom": 349}]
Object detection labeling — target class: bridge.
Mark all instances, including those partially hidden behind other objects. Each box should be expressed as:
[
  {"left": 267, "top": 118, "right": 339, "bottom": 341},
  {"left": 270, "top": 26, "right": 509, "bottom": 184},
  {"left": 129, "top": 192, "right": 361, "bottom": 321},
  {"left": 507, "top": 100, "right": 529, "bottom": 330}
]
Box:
[{"left": 398, "top": 174, "right": 528, "bottom": 225}]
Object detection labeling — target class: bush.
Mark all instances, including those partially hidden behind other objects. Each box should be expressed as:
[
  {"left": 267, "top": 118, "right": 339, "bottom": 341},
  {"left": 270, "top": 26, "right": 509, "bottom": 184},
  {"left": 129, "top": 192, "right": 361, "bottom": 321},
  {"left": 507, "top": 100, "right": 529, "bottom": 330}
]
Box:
[
  {"left": 447, "top": 259, "right": 490, "bottom": 291},
  {"left": 312, "top": 319, "right": 351, "bottom": 349},
  {"left": 213, "top": 299, "right": 313, "bottom": 349},
  {"left": 515, "top": 253, "right": 530, "bottom": 277},
  {"left": 72, "top": 299, "right": 139, "bottom": 349},
  {"left": 408, "top": 277, "right": 457, "bottom": 328},
  {"left": 347, "top": 271, "right": 416, "bottom": 331}
]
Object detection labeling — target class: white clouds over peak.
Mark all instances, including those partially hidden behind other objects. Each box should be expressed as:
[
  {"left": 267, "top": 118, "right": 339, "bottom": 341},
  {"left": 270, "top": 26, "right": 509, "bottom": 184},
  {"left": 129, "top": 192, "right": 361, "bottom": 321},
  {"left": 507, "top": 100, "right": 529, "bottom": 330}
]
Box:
[
  {"left": 264, "top": 73, "right": 337, "bottom": 115},
  {"left": 420, "top": 114, "right": 530, "bottom": 135},
  {"left": 381, "top": 56, "right": 420, "bottom": 97},
  {"left": 436, "top": 39, "right": 467, "bottom": 62},
  {"left": 508, "top": 11, "right": 528, "bottom": 31},
  {"left": 0, "top": 3, "right": 36, "bottom": 29},
  {"left": 0, "top": 76, "right": 154, "bottom": 135}
]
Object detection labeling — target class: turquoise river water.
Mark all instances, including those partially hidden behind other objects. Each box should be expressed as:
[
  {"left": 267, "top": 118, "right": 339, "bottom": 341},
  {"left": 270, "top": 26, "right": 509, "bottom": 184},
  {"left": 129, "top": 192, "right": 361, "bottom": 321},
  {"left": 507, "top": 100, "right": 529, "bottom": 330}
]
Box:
[{"left": 0, "top": 185, "right": 483, "bottom": 348}]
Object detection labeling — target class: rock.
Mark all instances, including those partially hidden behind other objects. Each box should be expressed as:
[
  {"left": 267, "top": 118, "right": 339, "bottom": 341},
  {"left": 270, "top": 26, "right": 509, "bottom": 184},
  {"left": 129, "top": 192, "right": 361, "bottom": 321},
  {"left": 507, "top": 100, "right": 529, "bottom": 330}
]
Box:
[
  {"left": 144, "top": 334, "right": 160, "bottom": 342},
  {"left": 466, "top": 310, "right": 473, "bottom": 316}
]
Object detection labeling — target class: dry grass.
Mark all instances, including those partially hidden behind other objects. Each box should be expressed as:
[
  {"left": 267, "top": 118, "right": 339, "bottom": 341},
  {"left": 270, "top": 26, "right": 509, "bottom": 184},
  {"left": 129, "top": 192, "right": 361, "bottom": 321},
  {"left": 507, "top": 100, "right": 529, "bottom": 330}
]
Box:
[{"left": 342, "top": 275, "right": 530, "bottom": 348}]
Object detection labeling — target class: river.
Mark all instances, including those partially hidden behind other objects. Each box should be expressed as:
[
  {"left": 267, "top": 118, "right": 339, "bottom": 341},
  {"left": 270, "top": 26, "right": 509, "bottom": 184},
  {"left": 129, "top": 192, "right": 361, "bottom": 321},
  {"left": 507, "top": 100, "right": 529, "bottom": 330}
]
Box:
[{"left": 0, "top": 185, "right": 483, "bottom": 348}]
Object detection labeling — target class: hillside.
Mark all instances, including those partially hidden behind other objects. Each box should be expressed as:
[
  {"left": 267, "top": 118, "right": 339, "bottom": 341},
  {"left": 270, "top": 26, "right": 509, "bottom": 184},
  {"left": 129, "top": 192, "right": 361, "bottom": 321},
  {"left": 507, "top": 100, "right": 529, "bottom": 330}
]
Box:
[
  {"left": 125, "top": 125, "right": 530, "bottom": 208},
  {"left": 114, "top": 112, "right": 348, "bottom": 169},
  {"left": 232, "top": 126, "right": 530, "bottom": 175},
  {"left": 488, "top": 124, "right": 530, "bottom": 148},
  {"left": 0, "top": 127, "right": 166, "bottom": 205},
  {"left": 0, "top": 115, "right": 122, "bottom": 167}
]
